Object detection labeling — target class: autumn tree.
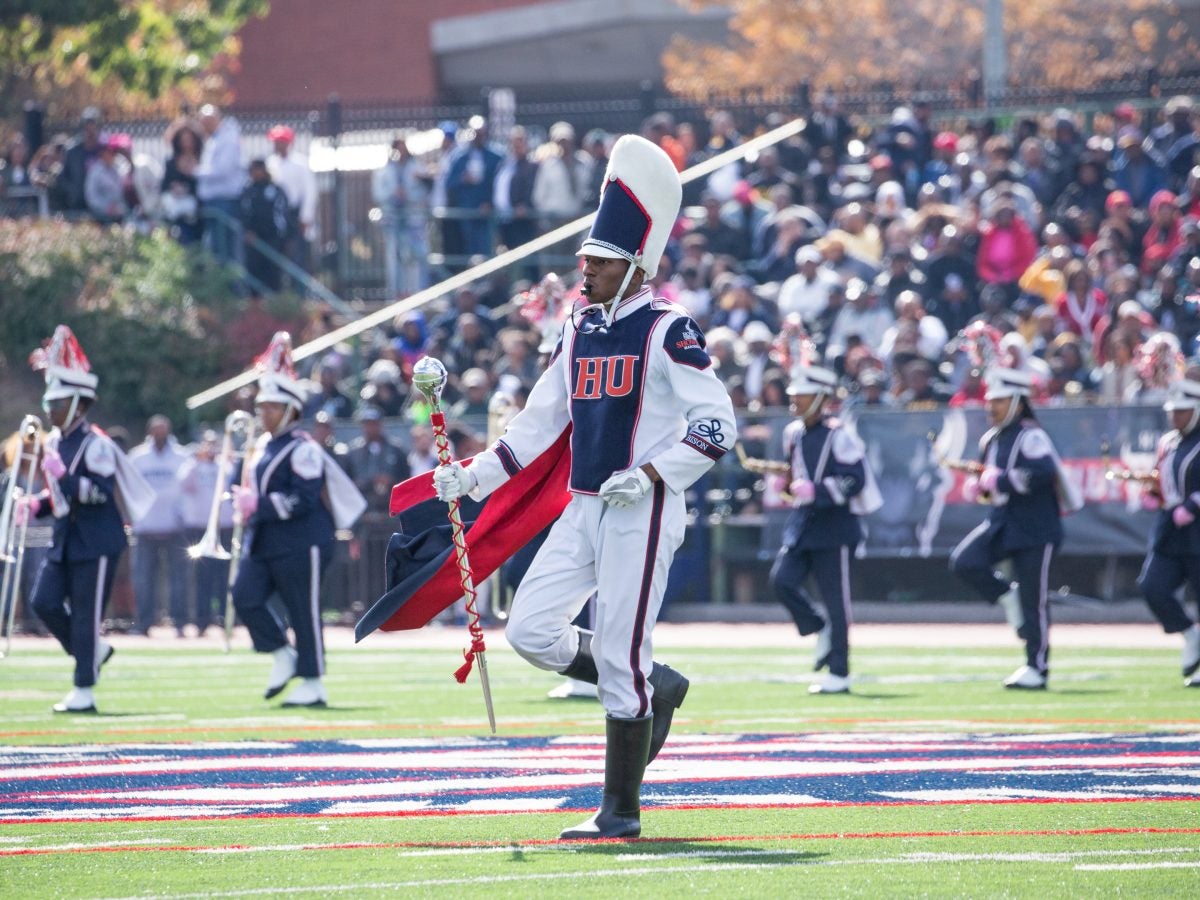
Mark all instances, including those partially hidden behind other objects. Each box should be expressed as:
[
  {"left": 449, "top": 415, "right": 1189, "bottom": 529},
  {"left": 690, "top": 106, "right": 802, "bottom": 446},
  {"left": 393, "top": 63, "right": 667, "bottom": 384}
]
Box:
[
  {"left": 0, "top": 0, "right": 269, "bottom": 121},
  {"left": 664, "top": 0, "right": 1195, "bottom": 100}
]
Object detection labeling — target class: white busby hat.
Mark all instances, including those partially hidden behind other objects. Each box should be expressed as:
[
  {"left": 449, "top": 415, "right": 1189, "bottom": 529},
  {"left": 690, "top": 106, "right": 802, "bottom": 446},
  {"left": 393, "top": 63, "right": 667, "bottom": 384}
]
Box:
[
  {"left": 31, "top": 325, "right": 99, "bottom": 403},
  {"left": 779, "top": 318, "right": 836, "bottom": 397},
  {"left": 254, "top": 332, "right": 307, "bottom": 410},
  {"left": 1163, "top": 378, "right": 1200, "bottom": 412},
  {"left": 983, "top": 366, "right": 1034, "bottom": 401},
  {"left": 576, "top": 134, "right": 681, "bottom": 279}
]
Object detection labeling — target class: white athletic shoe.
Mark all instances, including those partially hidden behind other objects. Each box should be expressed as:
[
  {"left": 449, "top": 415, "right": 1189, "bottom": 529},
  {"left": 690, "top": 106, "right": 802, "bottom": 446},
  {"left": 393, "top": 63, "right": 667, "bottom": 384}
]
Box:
[
  {"left": 98, "top": 639, "right": 115, "bottom": 667},
  {"left": 808, "top": 673, "right": 851, "bottom": 694},
  {"left": 997, "top": 584, "right": 1024, "bottom": 630},
  {"left": 52, "top": 686, "right": 97, "bottom": 713},
  {"left": 1186, "top": 672, "right": 1200, "bottom": 688},
  {"left": 1004, "top": 665, "right": 1046, "bottom": 690},
  {"left": 264, "top": 645, "right": 298, "bottom": 699},
  {"left": 1182, "top": 624, "right": 1200, "bottom": 678},
  {"left": 547, "top": 679, "right": 599, "bottom": 699},
  {"left": 813, "top": 622, "right": 833, "bottom": 671},
  {"left": 281, "top": 678, "right": 328, "bottom": 708}
]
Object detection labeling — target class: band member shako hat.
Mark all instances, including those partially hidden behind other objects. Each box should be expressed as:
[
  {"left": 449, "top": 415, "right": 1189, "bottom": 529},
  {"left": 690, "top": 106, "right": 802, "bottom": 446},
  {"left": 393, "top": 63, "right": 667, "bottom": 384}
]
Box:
[
  {"left": 31, "top": 325, "right": 99, "bottom": 403},
  {"left": 254, "top": 332, "right": 307, "bottom": 410},
  {"left": 577, "top": 134, "right": 681, "bottom": 281}
]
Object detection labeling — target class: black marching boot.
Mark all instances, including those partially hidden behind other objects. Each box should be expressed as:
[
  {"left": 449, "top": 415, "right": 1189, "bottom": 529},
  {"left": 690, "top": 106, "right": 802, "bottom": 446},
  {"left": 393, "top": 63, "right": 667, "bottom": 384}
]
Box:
[
  {"left": 559, "top": 714, "right": 653, "bottom": 840},
  {"left": 559, "top": 628, "right": 689, "bottom": 764}
]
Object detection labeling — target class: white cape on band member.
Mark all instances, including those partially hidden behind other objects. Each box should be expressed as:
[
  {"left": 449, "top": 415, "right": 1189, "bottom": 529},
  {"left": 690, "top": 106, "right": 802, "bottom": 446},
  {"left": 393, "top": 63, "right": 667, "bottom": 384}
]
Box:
[
  {"left": 79, "top": 429, "right": 156, "bottom": 523},
  {"left": 317, "top": 444, "right": 367, "bottom": 529}
]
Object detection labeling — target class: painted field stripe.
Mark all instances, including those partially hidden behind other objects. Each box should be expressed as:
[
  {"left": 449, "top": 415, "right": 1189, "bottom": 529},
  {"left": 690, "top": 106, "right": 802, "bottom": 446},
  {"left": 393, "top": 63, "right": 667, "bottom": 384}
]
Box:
[
  {"left": 5, "top": 827, "right": 1200, "bottom": 857},
  {"left": 5, "top": 795, "right": 1200, "bottom": 826},
  {"left": 1075, "top": 861, "right": 1200, "bottom": 871}
]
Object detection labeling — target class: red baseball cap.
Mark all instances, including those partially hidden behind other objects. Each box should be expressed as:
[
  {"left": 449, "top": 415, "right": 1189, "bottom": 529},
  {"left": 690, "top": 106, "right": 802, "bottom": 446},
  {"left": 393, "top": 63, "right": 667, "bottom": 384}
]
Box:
[
  {"left": 267, "top": 124, "right": 295, "bottom": 143},
  {"left": 1105, "top": 190, "right": 1132, "bottom": 211}
]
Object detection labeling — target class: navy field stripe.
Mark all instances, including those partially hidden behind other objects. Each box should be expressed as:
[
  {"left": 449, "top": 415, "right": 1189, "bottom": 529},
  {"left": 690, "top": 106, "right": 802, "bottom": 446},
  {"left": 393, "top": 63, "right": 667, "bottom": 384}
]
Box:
[{"left": 630, "top": 480, "right": 666, "bottom": 717}]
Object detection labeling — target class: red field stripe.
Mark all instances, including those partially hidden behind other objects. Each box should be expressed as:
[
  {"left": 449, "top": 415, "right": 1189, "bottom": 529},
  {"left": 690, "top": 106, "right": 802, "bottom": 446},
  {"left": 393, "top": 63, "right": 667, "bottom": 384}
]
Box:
[
  {"left": 2, "top": 796, "right": 1198, "bottom": 826},
  {"left": 5, "top": 826, "right": 1200, "bottom": 857}
]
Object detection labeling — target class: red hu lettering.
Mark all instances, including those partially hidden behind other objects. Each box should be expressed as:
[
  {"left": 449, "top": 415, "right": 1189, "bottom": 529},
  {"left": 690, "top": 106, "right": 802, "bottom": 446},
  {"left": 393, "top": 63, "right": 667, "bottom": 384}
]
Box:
[{"left": 572, "top": 355, "right": 639, "bottom": 399}]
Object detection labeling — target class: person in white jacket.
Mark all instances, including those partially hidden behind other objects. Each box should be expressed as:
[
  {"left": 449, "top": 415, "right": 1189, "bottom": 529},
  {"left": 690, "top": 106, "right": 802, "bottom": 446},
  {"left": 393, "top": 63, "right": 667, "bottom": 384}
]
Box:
[{"left": 434, "top": 135, "right": 734, "bottom": 841}]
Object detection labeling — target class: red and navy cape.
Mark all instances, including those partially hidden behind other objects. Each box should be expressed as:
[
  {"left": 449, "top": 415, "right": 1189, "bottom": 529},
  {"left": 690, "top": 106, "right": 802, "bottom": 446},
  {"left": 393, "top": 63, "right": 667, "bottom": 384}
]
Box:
[{"left": 354, "top": 428, "right": 572, "bottom": 640}]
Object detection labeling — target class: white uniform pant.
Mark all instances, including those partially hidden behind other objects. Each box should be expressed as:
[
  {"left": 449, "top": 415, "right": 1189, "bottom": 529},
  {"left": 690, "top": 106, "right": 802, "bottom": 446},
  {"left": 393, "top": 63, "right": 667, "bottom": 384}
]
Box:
[{"left": 505, "top": 483, "right": 685, "bottom": 718}]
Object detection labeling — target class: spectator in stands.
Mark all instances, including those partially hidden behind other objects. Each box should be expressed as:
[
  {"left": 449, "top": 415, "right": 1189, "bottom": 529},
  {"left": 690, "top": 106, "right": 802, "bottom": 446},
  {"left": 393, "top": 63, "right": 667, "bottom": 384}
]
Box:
[
  {"left": 430, "top": 284, "right": 495, "bottom": 345},
  {"left": 532, "top": 121, "right": 592, "bottom": 226},
  {"left": 446, "top": 116, "right": 501, "bottom": 260},
  {"left": 580, "top": 128, "right": 610, "bottom": 209},
  {"left": 389, "top": 311, "right": 429, "bottom": 373},
  {"left": 29, "top": 134, "right": 68, "bottom": 210},
  {"left": 748, "top": 210, "right": 808, "bottom": 284},
  {"left": 448, "top": 368, "right": 491, "bottom": 420},
  {"left": 722, "top": 180, "right": 773, "bottom": 260},
  {"left": 924, "top": 272, "right": 977, "bottom": 339},
  {"left": 302, "top": 358, "right": 354, "bottom": 420},
  {"left": 804, "top": 90, "right": 853, "bottom": 162},
  {"left": 195, "top": 104, "right": 244, "bottom": 264},
  {"left": 494, "top": 329, "right": 540, "bottom": 386},
  {"left": 1053, "top": 259, "right": 1107, "bottom": 343},
  {"left": 741, "top": 321, "right": 775, "bottom": 406},
  {"left": 430, "top": 120, "right": 463, "bottom": 270},
  {"left": 62, "top": 106, "right": 104, "bottom": 212},
  {"left": 161, "top": 118, "right": 204, "bottom": 244},
  {"left": 239, "top": 159, "right": 289, "bottom": 293},
  {"left": 1100, "top": 190, "right": 1149, "bottom": 266},
  {"left": 407, "top": 424, "right": 439, "bottom": 475},
  {"left": 128, "top": 416, "right": 190, "bottom": 636},
  {"left": 494, "top": 126, "right": 539, "bottom": 258},
  {"left": 1018, "top": 135, "right": 1057, "bottom": 208},
  {"left": 875, "top": 247, "right": 928, "bottom": 305},
  {"left": 1150, "top": 96, "right": 1199, "bottom": 189},
  {"left": 1053, "top": 152, "right": 1113, "bottom": 222},
  {"left": 826, "top": 279, "right": 894, "bottom": 365},
  {"left": 360, "top": 360, "right": 406, "bottom": 418},
  {"left": 976, "top": 201, "right": 1037, "bottom": 302},
  {"left": 695, "top": 189, "right": 750, "bottom": 259},
  {"left": 445, "top": 313, "right": 494, "bottom": 374},
  {"left": 673, "top": 261, "right": 713, "bottom": 325},
  {"left": 1144, "top": 190, "right": 1183, "bottom": 264},
  {"left": 1112, "top": 128, "right": 1166, "bottom": 209},
  {"left": 817, "top": 231, "right": 880, "bottom": 285},
  {"left": 778, "top": 244, "right": 838, "bottom": 323},
  {"left": 84, "top": 135, "right": 129, "bottom": 224},
  {"left": 343, "top": 406, "right": 409, "bottom": 515},
  {"left": 879, "top": 290, "right": 948, "bottom": 362},
  {"left": 266, "top": 124, "right": 318, "bottom": 272},
  {"left": 373, "top": 134, "right": 432, "bottom": 296},
  {"left": 0, "top": 134, "right": 32, "bottom": 193},
  {"left": 835, "top": 203, "right": 884, "bottom": 265},
  {"left": 1020, "top": 243, "right": 1074, "bottom": 305},
  {"left": 711, "top": 275, "right": 777, "bottom": 335}
]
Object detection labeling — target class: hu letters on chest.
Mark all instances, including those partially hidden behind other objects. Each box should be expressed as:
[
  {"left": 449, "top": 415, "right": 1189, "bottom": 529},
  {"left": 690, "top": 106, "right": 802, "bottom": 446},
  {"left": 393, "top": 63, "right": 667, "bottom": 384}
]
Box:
[{"left": 572, "top": 355, "right": 639, "bottom": 400}]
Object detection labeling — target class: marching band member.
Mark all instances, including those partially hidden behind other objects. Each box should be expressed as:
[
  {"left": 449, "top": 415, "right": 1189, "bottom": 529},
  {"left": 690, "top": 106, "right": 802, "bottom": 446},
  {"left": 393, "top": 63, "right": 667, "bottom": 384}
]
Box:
[
  {"left": 1137, "top": 376, "right": 1200, "bottom": 688},
  {"left": 769, "top": 341, "right": 881, "bottom": 695},
  {"left": 432, "top": 135, "right": 736, "bottom": 839},
  {"left": 231, "top": 333, "right": 365, "bottom": 707},
  {"left": 949, "top": 365, "right": 1082, "bottom": 689},
  {"left": 19, "top": 326, "right": 154, "bottom": 713}
]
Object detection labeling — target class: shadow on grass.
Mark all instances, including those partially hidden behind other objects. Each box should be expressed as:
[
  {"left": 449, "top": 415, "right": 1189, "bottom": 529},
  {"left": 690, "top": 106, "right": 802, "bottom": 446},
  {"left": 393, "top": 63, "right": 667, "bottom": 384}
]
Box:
[{"left": 549, "top": 840, "right": 828, "bottom": 863}]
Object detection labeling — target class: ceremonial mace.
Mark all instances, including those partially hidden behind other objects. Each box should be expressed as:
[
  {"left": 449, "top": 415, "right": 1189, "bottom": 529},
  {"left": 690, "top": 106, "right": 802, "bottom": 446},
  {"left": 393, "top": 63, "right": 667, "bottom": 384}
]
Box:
[{"left": 412, "top": 357, "right": 496, "bottom": 733}]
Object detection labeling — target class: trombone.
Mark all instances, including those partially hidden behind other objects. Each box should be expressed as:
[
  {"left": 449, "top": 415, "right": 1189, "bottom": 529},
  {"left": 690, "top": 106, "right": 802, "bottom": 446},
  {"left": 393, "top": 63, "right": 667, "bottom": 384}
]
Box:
[
  {"left": 0, "top": 416, "right": 45, "bottom": 658},
  {"left": 188, "top": 410, "right": 257, "bottom": 652}
]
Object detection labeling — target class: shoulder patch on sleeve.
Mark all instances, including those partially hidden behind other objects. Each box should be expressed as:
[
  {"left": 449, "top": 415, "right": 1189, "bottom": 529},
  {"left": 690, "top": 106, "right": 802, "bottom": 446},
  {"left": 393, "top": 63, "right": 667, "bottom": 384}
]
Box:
[
  {"left": 291, "top": 440, "right": 324, "bottom": 480},
  {"left": 663, "top": 316, "right": 712, "bottom": 370},
  {"left": 1020, "top": 427, "right": 1053, "bottom": 460},
  {"left": 831, "top": 428, "right": 865, "bottom": 465},
  {"left": 84, "top": 436, "right": 117, "bottom": 476}
]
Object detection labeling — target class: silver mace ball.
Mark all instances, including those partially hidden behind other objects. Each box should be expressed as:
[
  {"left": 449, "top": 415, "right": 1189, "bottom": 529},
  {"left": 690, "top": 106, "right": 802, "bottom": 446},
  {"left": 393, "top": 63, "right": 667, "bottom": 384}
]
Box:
[{"left": 412, "top": 356, "right": 449, "bottom": 405}]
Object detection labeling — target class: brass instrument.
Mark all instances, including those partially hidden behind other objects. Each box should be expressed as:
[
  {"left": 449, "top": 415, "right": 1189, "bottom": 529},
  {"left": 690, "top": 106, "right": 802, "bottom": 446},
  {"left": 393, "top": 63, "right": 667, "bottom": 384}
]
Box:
[
  {"left": 188, "top": 410, "right": 257, "bottom": 652},
  {"left": 734, "top": 441, "right": 790, "bottom": 476},
  {"left": 927, "top": 431, "right": 990, "bottom": 504},
  {"left": 1101, "top": 439, "right": 1161, "bottom": 496},
  {"left": 0, "top": 416, "right": 45, "bottom": 658}
]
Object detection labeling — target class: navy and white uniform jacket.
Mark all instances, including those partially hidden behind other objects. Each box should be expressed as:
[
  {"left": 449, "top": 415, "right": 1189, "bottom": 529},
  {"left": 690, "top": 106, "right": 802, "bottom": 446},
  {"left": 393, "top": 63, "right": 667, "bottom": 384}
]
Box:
[
  {"left": 37, "top": 419, "right": 127, "bottom": 563},
  {"left": 979, "top": 418, "right": 1063, "bottom": 551},
  {"left": 242, "top": 427, "right": 334, "bottom": 559},
  {"left": 1150, "top": 427, "right": 1200, "bottom": 556},
  {"left": 781, "top": 418, "right": 867, "bottom": 551},
  {"left": 469, "top": 287, "right": 736, "bottom": 498}
]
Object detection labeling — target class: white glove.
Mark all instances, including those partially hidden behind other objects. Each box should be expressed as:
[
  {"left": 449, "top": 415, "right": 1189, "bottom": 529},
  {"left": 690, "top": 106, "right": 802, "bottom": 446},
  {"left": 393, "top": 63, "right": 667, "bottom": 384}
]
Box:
[
  {"left": 433, "top": 463, "right": 476, "bottom": 502},
  {"left": 598, "top": 467, "right": 652, "bottom": 509}
]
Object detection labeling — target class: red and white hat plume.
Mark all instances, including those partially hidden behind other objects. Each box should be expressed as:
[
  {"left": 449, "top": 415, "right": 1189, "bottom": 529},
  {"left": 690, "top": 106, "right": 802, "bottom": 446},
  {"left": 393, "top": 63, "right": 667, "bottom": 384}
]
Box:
[
  {"left": 779, "top": 315, "right": 837, "bottom": 396},
  {"left": 254, "top": 331, "right": 307, "bottom": 410},
  {"left": 30, "top": 324, "right": 99, "bottom": 402},
  {"left": 1137, "top": 331, "right": 1185, "bottom": 391}
]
